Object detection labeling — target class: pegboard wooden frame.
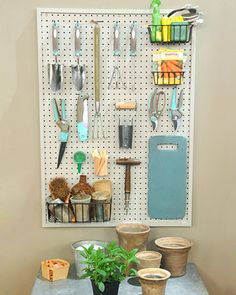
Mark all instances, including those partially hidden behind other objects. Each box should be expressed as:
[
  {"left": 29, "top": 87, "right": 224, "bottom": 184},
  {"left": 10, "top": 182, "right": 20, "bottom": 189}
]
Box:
[{"left": 37, "top": 8, "right": 196, "bottom": 228}]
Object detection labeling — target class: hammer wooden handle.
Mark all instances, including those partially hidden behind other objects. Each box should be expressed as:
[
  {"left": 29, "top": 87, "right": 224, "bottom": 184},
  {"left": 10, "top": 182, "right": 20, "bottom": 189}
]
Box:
[
  {"left": 125, "top": 165, "right": 131, "bottom": 193},
  {"left": 115, "top": 101, "right": 137, "bottom": 110}
]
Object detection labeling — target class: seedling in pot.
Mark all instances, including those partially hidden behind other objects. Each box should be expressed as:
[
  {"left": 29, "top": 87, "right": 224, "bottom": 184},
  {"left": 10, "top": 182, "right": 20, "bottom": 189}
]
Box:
[{"left": 79, "top": 241, "right": 139, "bottom": 294}]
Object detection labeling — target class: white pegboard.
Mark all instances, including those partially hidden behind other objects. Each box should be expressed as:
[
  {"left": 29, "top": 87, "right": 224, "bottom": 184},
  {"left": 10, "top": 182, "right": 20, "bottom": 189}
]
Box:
[{"left": 37, "top": 8, "right": 196, "bottom": 227}]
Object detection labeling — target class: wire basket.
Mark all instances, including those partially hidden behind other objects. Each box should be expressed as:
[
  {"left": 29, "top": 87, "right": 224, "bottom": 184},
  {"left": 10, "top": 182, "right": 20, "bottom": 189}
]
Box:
[
  {"left": 47, "top": 201, "right": 112, "bottom": 223},
  {"left": 152, "top": 71, "right": 184, "bottom": 85},
  {"left": 148, "top": 24, "right": 193, "bottom": 43}
]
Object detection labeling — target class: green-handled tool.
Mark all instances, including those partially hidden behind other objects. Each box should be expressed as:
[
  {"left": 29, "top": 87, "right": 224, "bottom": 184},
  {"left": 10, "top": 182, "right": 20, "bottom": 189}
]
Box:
[{"left": 73, "top": 151, "right": 86, "bottom": 173}]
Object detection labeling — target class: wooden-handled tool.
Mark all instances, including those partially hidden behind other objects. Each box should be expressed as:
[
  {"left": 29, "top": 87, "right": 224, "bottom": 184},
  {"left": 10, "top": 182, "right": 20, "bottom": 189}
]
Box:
[
  {"left": 116, "top": 158, "right": 141, "bottom": 214},
  {"left": 115, "top": 101, "right": 137, "bottom": 110}
]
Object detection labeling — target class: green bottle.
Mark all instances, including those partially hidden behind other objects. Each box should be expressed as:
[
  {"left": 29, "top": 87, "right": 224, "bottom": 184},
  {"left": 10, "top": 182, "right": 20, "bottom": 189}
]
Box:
[{"left": 151, "top": 0, "right": 162, "bottom": 42}]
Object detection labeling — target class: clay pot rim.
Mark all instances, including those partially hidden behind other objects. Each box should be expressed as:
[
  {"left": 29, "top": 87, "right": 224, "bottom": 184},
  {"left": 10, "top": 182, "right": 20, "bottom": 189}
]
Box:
[
  {"left": 138, "top": 268, "right": 171, "bottom": 281},
  {"left": 91, "top": 190, "right": 111, "bottom": 201},
  {"left": 136, "top": 251, "right": 162, "bottom": 260},
  {"left": 155, "top": 237, "right": 192, "bottom": 250},
  {"left": 93, "top": 180, "right": 112, "bottom": 189},
  {"left": 70, "top": 195, "right": 91, "bottom": 203},
  {"left": 116, "top": 223, "right": 150, "bottom": 235}
]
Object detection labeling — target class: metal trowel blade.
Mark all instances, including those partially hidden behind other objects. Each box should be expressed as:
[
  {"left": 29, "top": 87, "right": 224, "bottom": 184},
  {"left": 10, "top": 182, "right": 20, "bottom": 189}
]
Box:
[
  {"left": 71, "top": 64, "right": 85, "bottom": 92},
  {"left": 48, "top": 63, "right": 63, "bottom": 92}
]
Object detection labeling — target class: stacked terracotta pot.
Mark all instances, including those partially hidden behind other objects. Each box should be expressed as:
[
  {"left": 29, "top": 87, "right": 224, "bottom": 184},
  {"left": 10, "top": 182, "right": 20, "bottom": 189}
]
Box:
[{"left": 116, "top": 223, "right": 192, "bottom": 295}]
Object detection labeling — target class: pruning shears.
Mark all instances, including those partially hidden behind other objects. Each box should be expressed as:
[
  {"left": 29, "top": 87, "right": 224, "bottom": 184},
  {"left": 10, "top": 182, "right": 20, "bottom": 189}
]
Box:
[
  {"left": 148, "top": 89, "right": 166, "bottom": 131},
  {"left": 170, "top": 87, "right": 183, "bottom": 131},
  {"left": 51, "top": 98, "right": 69, "bottom": 168}
]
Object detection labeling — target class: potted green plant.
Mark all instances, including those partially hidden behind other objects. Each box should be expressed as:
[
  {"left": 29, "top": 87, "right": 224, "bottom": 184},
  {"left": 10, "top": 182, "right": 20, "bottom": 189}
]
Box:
[{"left": 79, "top": 241, "right": 138, "bottom": 295}]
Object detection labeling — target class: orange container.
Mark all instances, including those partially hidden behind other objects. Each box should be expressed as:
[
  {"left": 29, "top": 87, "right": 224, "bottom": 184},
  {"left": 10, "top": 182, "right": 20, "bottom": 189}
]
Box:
[{"left": 41, "top": 259, "right": 70, "bottom": 282}]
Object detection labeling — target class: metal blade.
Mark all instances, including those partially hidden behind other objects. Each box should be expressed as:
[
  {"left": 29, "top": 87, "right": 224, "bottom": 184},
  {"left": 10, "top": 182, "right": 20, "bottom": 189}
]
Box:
[
  {"left": 173, "top": 119, "right": 178, "bottom": 131},
  {"left": 57, "top": 142, "right": 67, "bottom": 168},
  {"left": 48, "top": 63, "right": 63, "bottom": 92},
  {"left": 151, "top": 116, "right": 158, "bottom": 131},
  {"left": 151, "top": 121, "right": 156, "bottom": 131}
]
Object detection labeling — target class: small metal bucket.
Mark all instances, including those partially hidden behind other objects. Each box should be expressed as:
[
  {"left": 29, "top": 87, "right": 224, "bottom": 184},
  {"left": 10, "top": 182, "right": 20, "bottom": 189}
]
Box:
[
  {"left": 71, "top": 240, "right": 106, "bottom": 277},
  {"left": 119, "top": 124, "right": 133, "bottom": 149}
]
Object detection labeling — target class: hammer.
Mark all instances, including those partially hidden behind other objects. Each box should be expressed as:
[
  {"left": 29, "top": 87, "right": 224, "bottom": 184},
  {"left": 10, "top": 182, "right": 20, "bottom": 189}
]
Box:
[{"left": 116, "top": 158, "right": 141, "bottom": 214}]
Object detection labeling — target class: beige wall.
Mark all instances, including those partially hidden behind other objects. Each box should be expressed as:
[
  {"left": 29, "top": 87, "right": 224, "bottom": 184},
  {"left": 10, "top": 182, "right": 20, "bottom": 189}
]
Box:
[{"left": 0, "top": 0, "right": 236, "bottom": 294}]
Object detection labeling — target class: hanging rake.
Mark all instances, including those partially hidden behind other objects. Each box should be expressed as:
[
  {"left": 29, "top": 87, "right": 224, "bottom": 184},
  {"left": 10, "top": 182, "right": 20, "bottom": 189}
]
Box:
[
  {"left": 108, "top": 21, "right": 126, "bottom": 90},
  {"left": 91, "top": 20, "right": 105, "bottom": 139}
]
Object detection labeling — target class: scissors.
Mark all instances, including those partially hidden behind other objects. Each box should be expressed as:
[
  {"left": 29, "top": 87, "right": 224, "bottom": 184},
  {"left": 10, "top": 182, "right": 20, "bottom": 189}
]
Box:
[
  {"left": 51, "top": 98, "right": 69, "bottom": 168},
  {"left": 148, "top": 89, "right": 166, "bottom": 131},
  {"left": 170, "top": 87, "right": 184, "bottom": 130}
]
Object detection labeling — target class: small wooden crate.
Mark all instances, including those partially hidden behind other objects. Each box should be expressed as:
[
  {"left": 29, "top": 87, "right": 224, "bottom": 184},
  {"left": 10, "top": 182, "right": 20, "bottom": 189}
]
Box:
[{"left": 41, "top": 259, "right": 70, "bottom": 281}]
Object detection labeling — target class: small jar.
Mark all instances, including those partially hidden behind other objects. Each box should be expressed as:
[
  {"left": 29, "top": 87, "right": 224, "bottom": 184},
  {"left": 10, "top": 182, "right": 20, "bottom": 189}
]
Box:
[{"left": 91, "top": 191, "right": 111, "bottom": 222}]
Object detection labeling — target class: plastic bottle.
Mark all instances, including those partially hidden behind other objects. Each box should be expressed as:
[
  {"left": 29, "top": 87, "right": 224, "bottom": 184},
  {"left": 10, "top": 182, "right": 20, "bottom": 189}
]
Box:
[{"left": 151, "top": 0, "right": 162, "bottom": 42}]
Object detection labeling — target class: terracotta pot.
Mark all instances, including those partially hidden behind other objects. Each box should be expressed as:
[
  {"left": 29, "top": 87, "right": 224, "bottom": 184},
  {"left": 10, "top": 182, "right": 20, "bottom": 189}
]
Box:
[
  {"left": 116, "top": 223, "right": 150, "bottom": 251},
  {"left": 91, "top": 191, "right": 111, "bottom": 222},
  {"left": 138, "top": 268, "right": 171, "bottom": 295},
  {"left": 70, "top": 194, "right": 91, "bottom": 222},
  {"left": 136, "top": 251, "right": 162, "bottom": 270},
  {"left": 93, "top": 180, "right": 112, "bottom": 196},
  {"left": 155, "top": 237, "right": 192, "bottom": 277}
]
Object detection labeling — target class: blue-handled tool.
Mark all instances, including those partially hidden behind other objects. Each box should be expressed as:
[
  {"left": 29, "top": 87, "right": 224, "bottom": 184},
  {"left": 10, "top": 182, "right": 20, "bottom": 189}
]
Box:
[
  {"left": 148, "top": 89, "right": 166, "bottom": 131},
  {"left": 77, "top": 93, "right": 89, "bottom": 142},
  {"left": 170, "top": 87, "right": 183, "bottom": 130},
  {"left": 51, "top": 98, "right": 69, "bottom": 168}
]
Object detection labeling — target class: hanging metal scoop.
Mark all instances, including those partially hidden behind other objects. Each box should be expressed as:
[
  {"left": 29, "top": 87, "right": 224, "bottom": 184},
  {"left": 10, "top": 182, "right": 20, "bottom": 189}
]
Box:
[
  {"left": 71, "top": 22, "right": 86, "bottom": 92},
  {"left": 48, "top": 22, "right": 63, "bottom": 92}
]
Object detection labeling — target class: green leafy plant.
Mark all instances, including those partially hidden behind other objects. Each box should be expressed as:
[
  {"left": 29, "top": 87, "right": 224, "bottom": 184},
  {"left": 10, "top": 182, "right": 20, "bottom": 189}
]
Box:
[{"left": 80, "top": 241, "right": 139, "bottom": 292}]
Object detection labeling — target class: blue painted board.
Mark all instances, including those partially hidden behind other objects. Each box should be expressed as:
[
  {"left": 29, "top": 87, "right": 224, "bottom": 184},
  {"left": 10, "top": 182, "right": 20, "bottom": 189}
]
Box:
[{"left": 148, "top": 136, "right": 187, "bottom": 219}]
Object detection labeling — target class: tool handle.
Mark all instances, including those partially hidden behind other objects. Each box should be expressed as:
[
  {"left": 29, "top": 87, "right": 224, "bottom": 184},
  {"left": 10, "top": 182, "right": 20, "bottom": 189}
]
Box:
[
  {"left": 61, "top": 99, "right": 67, "bottom": 120},
  {"left": 75, "top": 21, "right": 81, "bottom": 58},
  {"left": 77, "top": 163, "right": 82, "bottom": 173},
  {"left": 77, "top": 122, "right": 88, "bottom": 142},
  {"left": 125, "top": 165, "right": 131, "bottom": 194},
  {"left": 114, "top": 22, "right": 120, "bottom": 56},
  {"left": 52, "top": 22, "right": 59, "bottom": 57},
  {"left": 77, "top": 96, "right": 84, "bottom": 122},
  {"left": 148, "top": 89, "right": 157, "bottom": 111},
  {"left": 115, "top": 101, "right": 137, "bottom": 110},
  {"left": 51, "top": 98, "right": 59, "bottom": 122},
  {"left": 77, "top": 95, "right": 88, "bottom": 142},
  {"left": 130, "top": 22, "right": 137, "bottom": 56},
  {"left": 94, "top": 24, "right": 100, "bottom": 102},
  {"left": 178, "top": 89, "right": 184, "bottom": 109},
  {"left": 171, "top": 87, "right": 177, "bottom": 110},
  {"left": 59, "top": 131, "right": 69, "bottom": 142},
  {"left": 167, "top": 7, "right": 189, "bottom": 17},
  {"left": 156, "top": 91, "right": 166, "bottom": 114}
]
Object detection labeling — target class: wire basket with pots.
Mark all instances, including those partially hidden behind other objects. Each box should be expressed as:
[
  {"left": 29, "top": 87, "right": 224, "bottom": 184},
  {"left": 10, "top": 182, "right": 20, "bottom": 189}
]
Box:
[{"left": 47, "top": 176, "right": 112, "bottom": 223}]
